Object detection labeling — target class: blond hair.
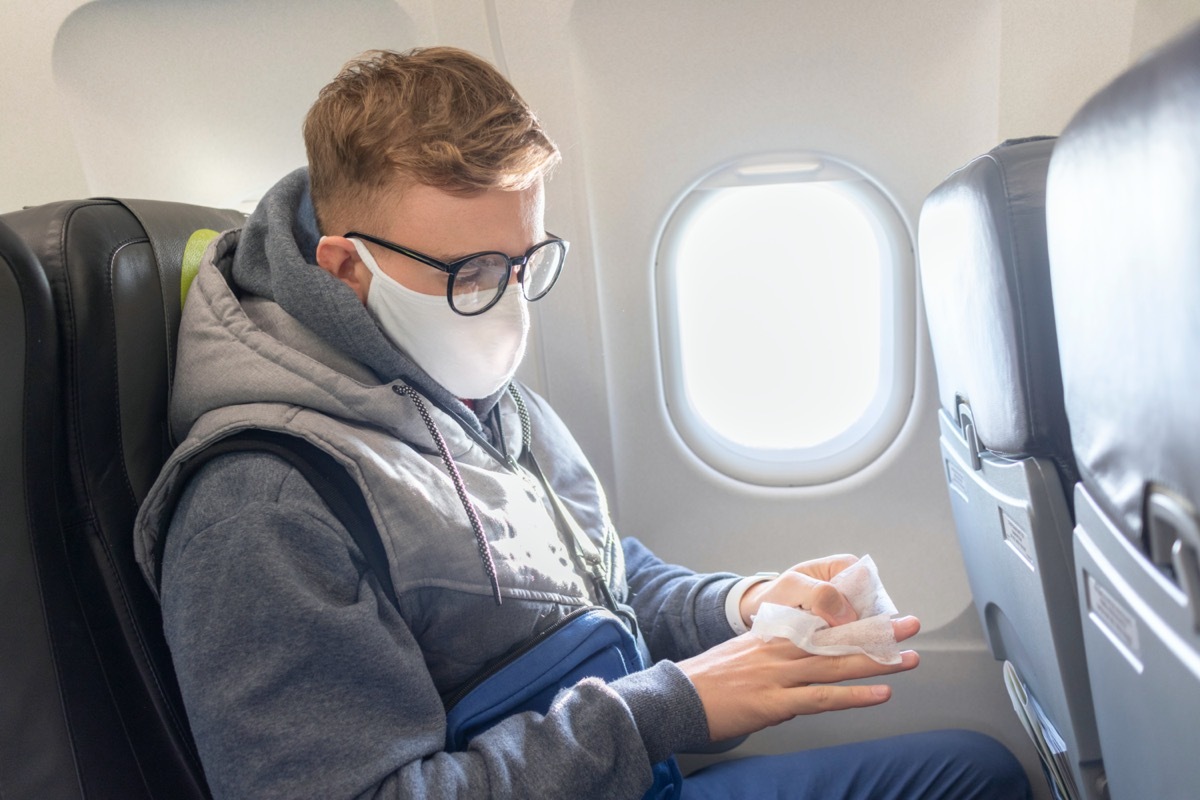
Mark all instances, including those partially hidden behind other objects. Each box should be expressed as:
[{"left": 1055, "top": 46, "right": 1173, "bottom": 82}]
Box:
[{"left": 304, "top": 47, "right": 560, "bottom": 234}]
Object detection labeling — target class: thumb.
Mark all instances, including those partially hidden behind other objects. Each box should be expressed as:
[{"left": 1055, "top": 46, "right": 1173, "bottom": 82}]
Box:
[
  {"left": 756, "top": 571, "right": 858, "bottom": 627},
  {"left": 799, "top": 575, "right": 857, "bottom": 626}
]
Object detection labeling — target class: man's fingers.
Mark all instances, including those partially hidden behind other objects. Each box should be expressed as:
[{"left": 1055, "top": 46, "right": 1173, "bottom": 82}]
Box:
[
  {"left": 682, "top": 629, "right": 920, "bottom": 740},
  {"left": 785, "top": 649, "right": 920, "bottom": 686},
  {"left": 892, "top": 615, "right": 921, "bottom": 642},
  {"left": 790, "top": 554, "right": 860, "bottom": 582},
  {"left": 787, "top": 682, "right": 895, "bottom": 715},
  {"left": 778, "top": 572, "right": 857, "bottom": 626}
]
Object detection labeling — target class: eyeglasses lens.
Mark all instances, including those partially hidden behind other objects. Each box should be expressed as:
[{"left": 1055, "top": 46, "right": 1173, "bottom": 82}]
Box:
[
  {"left": 450, "top": 253, "right": 509, "bottom": 314},
  {"left": 447, "top": 240, "right": 566, "bottom": 314},
  {"left": 523, "top": 241, "right": 564, "bottom": 301}
]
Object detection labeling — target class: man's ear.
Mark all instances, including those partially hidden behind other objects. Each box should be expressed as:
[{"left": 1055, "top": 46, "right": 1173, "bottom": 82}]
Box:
[{"left": 316, "top": 235, "right": 371, "bottom": 305}]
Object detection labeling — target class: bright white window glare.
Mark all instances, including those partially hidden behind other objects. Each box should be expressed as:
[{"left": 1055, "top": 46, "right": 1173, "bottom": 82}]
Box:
[{"left": 675, "top": 183, "right": 882, "bottom": 451}]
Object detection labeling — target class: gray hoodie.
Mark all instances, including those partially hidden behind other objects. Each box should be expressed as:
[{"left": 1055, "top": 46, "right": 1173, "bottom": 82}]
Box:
[{"left": 133, "top": 168, "right": 738, "bottom": 799}]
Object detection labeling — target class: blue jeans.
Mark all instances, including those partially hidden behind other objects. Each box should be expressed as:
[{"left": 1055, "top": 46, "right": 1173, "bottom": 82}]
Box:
[{"left": 681, "top": 729, "right": 1032, "bottom": 800}]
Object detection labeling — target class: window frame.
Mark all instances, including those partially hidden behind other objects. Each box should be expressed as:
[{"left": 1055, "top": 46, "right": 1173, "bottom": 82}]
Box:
[{"left": 653, "top": 152, "right": 916, "bottom": 486}]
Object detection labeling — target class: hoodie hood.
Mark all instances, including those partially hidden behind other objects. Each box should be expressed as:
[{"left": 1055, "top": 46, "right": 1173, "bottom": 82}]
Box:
[{"left": 229, "top": 167, "right": 507, "bottom": 431}]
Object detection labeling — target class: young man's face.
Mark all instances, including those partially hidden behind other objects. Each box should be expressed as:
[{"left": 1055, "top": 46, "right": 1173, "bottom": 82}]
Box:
[{"left": 318, "top": 179, "right": 547, "bottom": 305}]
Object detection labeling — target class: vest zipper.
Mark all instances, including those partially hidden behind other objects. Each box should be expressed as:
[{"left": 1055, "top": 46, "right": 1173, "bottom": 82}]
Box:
[
  {"left": 414, "top": 385, "right": 516, "bottom": 471},
  {"left": 391, "top": 381, "right": 622, "bottom": 616}
]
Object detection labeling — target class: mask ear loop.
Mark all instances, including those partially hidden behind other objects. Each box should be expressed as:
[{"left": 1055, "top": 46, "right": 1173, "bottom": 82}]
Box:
[{"left": 348, "top": 237, "right": 396, "bottom": 288}]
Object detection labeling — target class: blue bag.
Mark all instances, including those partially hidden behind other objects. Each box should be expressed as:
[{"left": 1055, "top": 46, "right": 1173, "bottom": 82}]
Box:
[{"left": 444, "top": 606, "right": 684, "bottom": 800}]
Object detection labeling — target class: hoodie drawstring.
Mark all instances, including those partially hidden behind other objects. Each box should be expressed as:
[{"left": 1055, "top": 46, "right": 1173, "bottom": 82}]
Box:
[{"left": 391, "top": 384, "right": 503, "bottom": 605}]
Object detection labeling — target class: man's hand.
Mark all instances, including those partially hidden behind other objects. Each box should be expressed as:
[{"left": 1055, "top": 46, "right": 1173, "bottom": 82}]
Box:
[
  {"left": 678, "top": 616, "right": 921, "bottom": 742},
  {"left": 739, "top": 554, "right": 862, "bottom": 629}
]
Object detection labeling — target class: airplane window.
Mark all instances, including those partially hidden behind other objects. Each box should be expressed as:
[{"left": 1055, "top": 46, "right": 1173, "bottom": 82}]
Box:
[{"left": 656, "top": 155, "right": 914, "bottom": 486}]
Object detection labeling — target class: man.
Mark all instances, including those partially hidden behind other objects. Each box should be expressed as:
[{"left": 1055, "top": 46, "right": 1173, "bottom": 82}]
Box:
[{"left": 135, "top": 47, "right": 1029, "bottom": 799}]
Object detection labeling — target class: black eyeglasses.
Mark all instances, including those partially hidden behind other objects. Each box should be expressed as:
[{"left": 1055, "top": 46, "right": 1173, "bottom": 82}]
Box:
[{"left": 345, "top": 231, "right": 569, "bottom": 316}]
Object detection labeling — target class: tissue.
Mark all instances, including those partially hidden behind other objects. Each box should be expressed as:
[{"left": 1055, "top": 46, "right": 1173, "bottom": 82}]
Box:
[{"left": 748, "top": 554, "right": 902, "bottom": 665}]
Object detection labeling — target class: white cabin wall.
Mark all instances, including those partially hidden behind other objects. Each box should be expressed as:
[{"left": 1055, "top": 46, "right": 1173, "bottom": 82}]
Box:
[
  {"left": 484, "top": 0, "right": 1200, "bottom": 596},
  {"left": 998, "top": 0, "right": 1138, "bottom": 140},
  {"left": 51, "top": 0, "right": 424, "bottom": 210},
  {"left": 1132, "top": 0, "right": 1200, "bottom": 54},
  {"left": 0, "top": 1, "right": 90, "bottom": 213},
  {"left": 486, "top": 0, "right": 618, "bottom": 491},
  {"left": 1, "top": 1, "right": 1195, "bottom": 210},
  {"left": 529, "top": 0, "right": 1002, "bottom": 619},
  {"left": 0, "top": 0, "right": 519, "bottom": 213},
  {"left": 997, "top": 0, "right": 1200, "bottom": 141}
]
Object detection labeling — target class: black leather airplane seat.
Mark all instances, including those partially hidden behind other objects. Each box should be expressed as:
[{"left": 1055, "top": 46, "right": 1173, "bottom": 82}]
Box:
[
  {"left": 919, "top": 137, "right": 1105, "bottom": 800},
  {"left": 0, "top": 217, "right": 86, "bottom": 798},
  {"left": 0, "top": 199, "right": 244, "bottom": 799},
  {"left": 1045, "top": 21, "right": 1200, "bottom": 800}
]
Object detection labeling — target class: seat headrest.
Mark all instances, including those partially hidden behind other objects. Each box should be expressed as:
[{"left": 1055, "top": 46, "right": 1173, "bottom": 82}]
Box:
[
  {"left": 1047, "top": 22, "right": 1200, "bottom": 542},
  {"left": 919, "top": 136, "right": 1073, "bottom": 470}
]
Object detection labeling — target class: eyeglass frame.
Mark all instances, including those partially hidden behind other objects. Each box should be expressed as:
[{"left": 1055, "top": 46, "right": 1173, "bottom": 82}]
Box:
[{"left": 344, "top": 230, "right": 569, "bottom": 316}]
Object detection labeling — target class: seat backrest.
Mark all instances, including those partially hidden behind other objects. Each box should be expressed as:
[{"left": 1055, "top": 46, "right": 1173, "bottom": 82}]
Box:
[
  {"left": 1046, "top": 21, "right": 1200, "bottom": 800},
  {"left": 0, "top": 217, "right": 88, "bottom": 798},
  {"left": 919, "top": 137, "right": 1105, "bottom": 800},
  {"left": 1, "top": 199, "right": 244, "bottom": 799},
  {"left": 920, "top": 136, "right": 1075, "bottom": 480}
]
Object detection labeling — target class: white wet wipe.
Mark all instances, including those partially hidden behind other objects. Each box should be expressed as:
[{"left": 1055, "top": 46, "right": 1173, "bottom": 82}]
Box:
[{"left": 749, "top": 555, "right": 902, "bottom": 665}]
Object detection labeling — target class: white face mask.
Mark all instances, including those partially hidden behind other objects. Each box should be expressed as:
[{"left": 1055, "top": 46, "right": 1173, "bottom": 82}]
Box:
[{"left": 351, "top": 237, "right": 530, "bottom": 399}]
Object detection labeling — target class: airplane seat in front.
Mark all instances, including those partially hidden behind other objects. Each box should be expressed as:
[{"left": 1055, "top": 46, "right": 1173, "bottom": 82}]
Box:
[
  {"left": 0, "top": 199, "right": 245, "bottom": 799},
  {"left": 1045, "top": 21, "right": 1200, "bottom": 800},
  {"left": 918, "top": 137, "right": 1105, "bottom": 800}
]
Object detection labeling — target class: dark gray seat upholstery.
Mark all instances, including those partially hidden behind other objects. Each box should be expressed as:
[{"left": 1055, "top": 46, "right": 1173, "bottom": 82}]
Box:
[
  {"left": 0, "top": 199, "right": 244, "bottom": 798},
  {"left": 1046, "top": 21, "right": 1200, "bottom": 800},
  {"left": 0, "top": 217, "right": 90, "bottom": 798},
  {"left": 919, "top": 137, "right": 1105, "bottom": 800}
]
